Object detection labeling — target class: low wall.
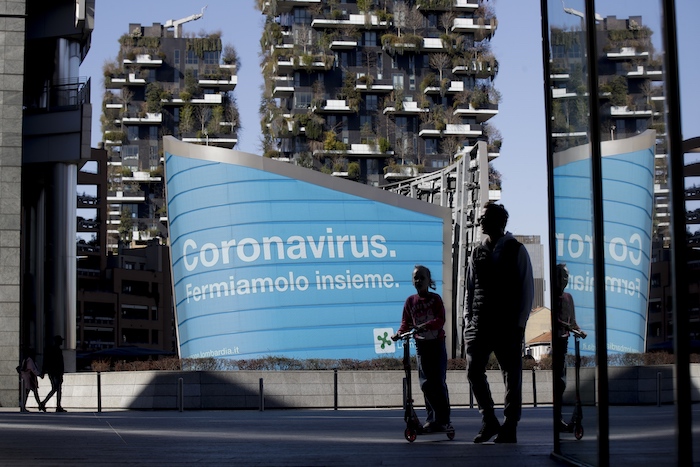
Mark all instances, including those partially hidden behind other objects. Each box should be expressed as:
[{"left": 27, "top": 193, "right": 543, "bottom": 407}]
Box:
[{"left": 23, "top": 365, "right": 699, "bottom": 411}]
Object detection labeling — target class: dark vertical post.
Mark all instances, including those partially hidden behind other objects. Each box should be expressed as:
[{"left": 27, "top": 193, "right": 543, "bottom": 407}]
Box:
[
  {"left": 660, "top": 1, "right": 692, "bottom": 463},
  {"left": 333, "top": 368, "right": 338, "bottom": 410},
  {"left": 538, "top": 0, "right": 561, "bottom": 453},
  {"left": 583, "top": 2, "right": 609, "bottom": 463},
  {"left": 178, "top": 377, "right": 183, "bottom": 412},
  {"left": 259, "top": 378, "right": 264, "bottom": 412},
  {"left": 531, "top": 368, "right": 537, "bottom": 407},
  {"left": 97, "top": 372, "right": 102, "bottom": 413}
]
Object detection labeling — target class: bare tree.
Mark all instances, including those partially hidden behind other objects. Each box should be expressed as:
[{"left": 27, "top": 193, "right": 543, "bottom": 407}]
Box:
[
  {"left": 440, "top": 12, "right": 456, "bottom": 36},
  {"left": 406, "top": 8, "right": 424, "bottom": 36},
  {"left": 429, "top": 53, "right": 451, "bottom": 82},
  {"left": 393, "top": 1, "right": 409, "bottom": 37}
]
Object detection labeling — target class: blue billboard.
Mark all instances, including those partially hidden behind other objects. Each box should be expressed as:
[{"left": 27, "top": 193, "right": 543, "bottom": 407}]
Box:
[
  {"left": 163, "top": 137, "right": 453, "bottom": 360},
  {"left": 553, "top": 130, "right": 655, "bottom": 355}
]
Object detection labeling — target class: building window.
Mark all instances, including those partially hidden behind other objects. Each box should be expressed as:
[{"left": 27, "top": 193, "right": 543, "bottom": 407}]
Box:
[
  {"left": 127, "top": 126, "right": 139, "bottom": 141},
  {"left": 366, "top": 94, "right": 377, "bottom": 111},
  {"left": 149, "top": 145, "right": 159, "bottom": 170},
  {"left": 363, "top": 31, "right": 377, "bottom": 46},
  {"left": 186, "top": 50, "right": 198, "bottom": 65},
  {"left": 203, "top": 50, "right": 219, "bottom": 65},
  {"left": 149, "top": 126, "right": 159, "bottom": 140},
  {"left": 293, "top": 7, "right": 312, "bottom": 24},
  {"left": 151, "top": 329, "right": 159, "bottom": 344},
  {"left": 122, "top": 145, "right": 139, "bottom": 163},
  {"left": 174, "top": 50, "right": 180, "bottom": 67},
  {"left": 425, "top": 139, "right": 438, "bottom": 155},
  {"left": 294, "top": 92, "right": 312, "bottom": 109},
  {"left": 393, "top": 73, "right": 404, "bottom": 90}
]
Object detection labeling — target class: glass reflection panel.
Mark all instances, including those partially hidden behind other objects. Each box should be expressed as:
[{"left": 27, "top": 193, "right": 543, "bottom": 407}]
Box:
[{"left": 545, "top": 0, "right": 681, "bottom": 464}]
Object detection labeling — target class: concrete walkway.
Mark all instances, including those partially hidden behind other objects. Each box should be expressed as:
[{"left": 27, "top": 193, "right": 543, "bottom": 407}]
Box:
[{"left": 0, "top": 405, "right": 695, "bottom": 466}]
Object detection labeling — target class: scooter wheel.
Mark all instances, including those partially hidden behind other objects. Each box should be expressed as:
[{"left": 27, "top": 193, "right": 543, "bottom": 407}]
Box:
[
  {"left": 405, "top": 427, "right": 417, "bottom": 443},
  {"left": 574, "top": 424, "right": 584, "bottom": 440},
  {"left": 447, "top": 431, "right": 455, "bottom": 440}
]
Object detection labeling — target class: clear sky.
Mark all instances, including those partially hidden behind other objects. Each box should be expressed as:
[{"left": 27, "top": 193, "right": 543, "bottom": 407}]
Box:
[{"left": 80, "top": 1, "right": 700, "bottom": 304}]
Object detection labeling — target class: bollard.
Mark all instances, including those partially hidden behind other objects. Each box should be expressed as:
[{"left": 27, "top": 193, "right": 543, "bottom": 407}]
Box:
[
  {"left": 19, "top": 378, "right": 25, "bottom": 412},
  {"left": 531, "top": 368, "right": 537, "bottom": 407},
  {"left": 259, "top": 378, "right": 264, "bottom": 411},
  {"left": 97, "top": 372, "right": 102, "bottom": 413},
  {"left": 657, "top": 372, "right": 662, "bottom": 407},
  {"left": 178, "top": 377, "right": 184, "bottom": 412},
  {"left": 333, "top": 369, "right": 338, "bottom": 410}
]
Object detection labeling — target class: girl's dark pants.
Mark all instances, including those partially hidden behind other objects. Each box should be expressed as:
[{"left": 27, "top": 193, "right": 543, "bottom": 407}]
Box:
[{"left": 415, "top": 338, "right": 451, "bottom": 425}]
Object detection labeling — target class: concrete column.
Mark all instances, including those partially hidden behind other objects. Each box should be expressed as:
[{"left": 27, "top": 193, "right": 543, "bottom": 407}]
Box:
[{"left": 52, "top": 163, "right": 77, "bottom": 372}]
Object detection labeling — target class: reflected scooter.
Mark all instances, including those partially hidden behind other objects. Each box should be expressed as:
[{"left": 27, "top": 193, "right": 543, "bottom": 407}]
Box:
[
  {"left": 561, "top": 323, "right": 587, "bottom": 440},
  {"left": 393, "top": 327, "right": 455, "bottom": 443}
]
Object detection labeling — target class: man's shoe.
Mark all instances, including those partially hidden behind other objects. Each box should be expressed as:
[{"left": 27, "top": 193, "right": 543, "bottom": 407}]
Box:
[
  {"left": 56, "top": 407, "right": 67, "bottom": 413},
  {"left": 473, "top": 419, "right": 500, "bottom": 443},
  {"left": 494, "top": 424, "right": 517, "bottom": 443}
]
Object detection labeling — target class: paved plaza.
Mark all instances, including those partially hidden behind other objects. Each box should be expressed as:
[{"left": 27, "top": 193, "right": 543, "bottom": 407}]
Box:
[{"left": 0, "top": 405, "right": 696, "bottom": 466}]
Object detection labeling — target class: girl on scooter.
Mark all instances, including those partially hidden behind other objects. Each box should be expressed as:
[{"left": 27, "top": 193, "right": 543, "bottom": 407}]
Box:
[{"left": 392, "top": 265, "right": 452, "bottom": 432}]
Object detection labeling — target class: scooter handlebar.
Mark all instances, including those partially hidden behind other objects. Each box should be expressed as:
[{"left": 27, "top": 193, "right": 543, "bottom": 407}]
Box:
[{"left": 393, "top": 324, "right": 427, "bottom": 341}]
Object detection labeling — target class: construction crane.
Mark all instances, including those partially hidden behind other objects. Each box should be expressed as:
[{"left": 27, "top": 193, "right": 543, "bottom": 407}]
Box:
[
  {"left": 164, "top": 6, "right": 207, "bottom": 38},
  {"left": 561, "top": 0, "right": 603, "bottom": 22}
]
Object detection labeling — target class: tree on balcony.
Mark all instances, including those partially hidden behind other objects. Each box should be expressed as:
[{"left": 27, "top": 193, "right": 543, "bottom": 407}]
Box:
[
  {"left": 222, "top": 44, "right": 239, "bottom": 66},
  {"left": 429, "top": 53, "right": 451, "bottom": 95},
  {"left": 489, "top": 163, "right": 502, "bottom": 190}
]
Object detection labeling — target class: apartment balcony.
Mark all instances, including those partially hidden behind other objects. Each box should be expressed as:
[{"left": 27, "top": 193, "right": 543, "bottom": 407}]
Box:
[
  {"left": 489, "top": 189, "right": 501, "bottom": 201},
  {"left": 180, "top": 136, "right": 238, "bottom": 149},
  {"left": 127, "top": 73, "right": 146, "bottom": 85},
  {"left": 606, "top": 47, "right": 649, "bottom": 60},
  {"left": 22, "top": 77, "right": 92, "bottom": 164},
  {"left": 550, "top": 72, "right": 570, "bottom": 81},
  {"left": 610, "top": 105, "right": 659, "bottom": 118},
  {"left": 625, "top": 65, "right": 663, "bottom": 81},
  {"left": 419, "top": 123, "right": 442, "bottom": 138},
  {"left": 312, "top": 14, "right": 389, "bottom": 30},
  {"left": 162, "top": 94, "right": 224, "bottom": 106},
  {"left": 107, "top": 190, "right": 146, "bottom": 203},
  {"left": 551, "top": 87, "right": 578, "bottom": 99},
  {"left": 416, "top": 0, "right": 478, "bottom": 11},
  {"left": 272, "top": 77, "right": 294, "bottom": 97},
  {"left": 384, "top": 166, "right": 419, "bottom": 181},
  {"left": 423, "top": 80, "right": 463, "bottom": 94},
  {"left": 77, "top": 218, "right": 100, "bottom": 230},
  {"left": 122, "top": 112, "right": 163, "bottom": 125},
  {"left": 123, "top": 54, "right": 163, "bottom": 67},
  {"left": 313, "top": 143, "right": 394, "bottom": 158},
  {"left": 106, "top": 72, "right": 148, "bottom": 87},
  {"left": 383, "top": 101, "right": 429, "bottom": 116},
  {"left": 123, "top": 171, "right": 162, "bottom": 183},
  {"left": 198, "top": 74, "right": 237, "bottom": 90},
  {"left": 105, "top": 75, "right": 127, "bottom": 89},
  {"left": 355, "top": 77, "right": 393, "bottom": 92},
  {"left": 451, "top": 17, "right": 496, "bottom": 37},
  {"left": 443, "top": 123, "right": 482, "bottom": 137},
  {"left": 452, "top": 59, "right": 498, "bottom": 78},
  {"left": 330, "top": 39, "right": 358, "bottom": 50},
  {"left": 262, "top": 0, "right": 321, "bottom": 15},
  {"left": 313, "top": 99, "right": 354, "bottom": 114},
  {"left": 181, "top": 130, "right": 238, "bottom": 149},
  {"left": 275, "top": 57, "right": 295, "bottom": 73},
  {"left": 452, "top": 103, "right": 498, "bottom": 123},
  {"left": 422, "top": 37, "right": 447, "bottom": 52}
]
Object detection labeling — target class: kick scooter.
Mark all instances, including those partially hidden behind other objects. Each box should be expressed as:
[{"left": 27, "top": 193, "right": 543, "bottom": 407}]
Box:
[
  {"left": 561, "top": 323, "right": 586, "bottom": 440},
  {"left": 394, "top": 327, "right": 455, "bottom": 443}
]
